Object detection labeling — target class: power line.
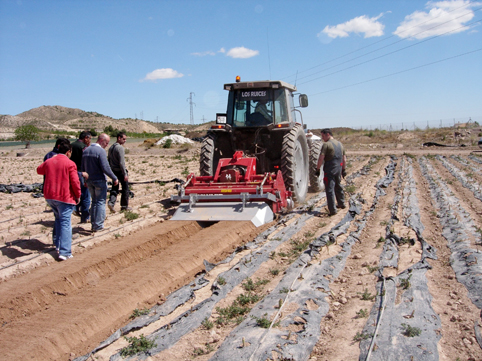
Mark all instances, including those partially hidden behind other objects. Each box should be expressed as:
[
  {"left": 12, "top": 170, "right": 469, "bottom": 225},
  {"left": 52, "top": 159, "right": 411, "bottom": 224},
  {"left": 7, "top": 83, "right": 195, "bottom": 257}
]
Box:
[
  {"left": 282, "top": 3, "right": 480, "bottom": 83},
  {"left": 297, "top": 9, "right": 482, "bottom": 84},
  {"left": 299, "top": 18, "right": 482, "bottom": 86},
  {"left": 308, "top": 47, "right": 482, "bottom": 97}
]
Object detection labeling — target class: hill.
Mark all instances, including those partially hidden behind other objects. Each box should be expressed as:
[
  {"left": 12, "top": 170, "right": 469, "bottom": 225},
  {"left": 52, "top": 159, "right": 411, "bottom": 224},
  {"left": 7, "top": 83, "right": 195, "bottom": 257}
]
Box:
[
  {"left": 1, "top": 106, "right": 480, "bottom": 149},
  {"left": 0, "top": 105, "right": 209, "bottom": 139}
]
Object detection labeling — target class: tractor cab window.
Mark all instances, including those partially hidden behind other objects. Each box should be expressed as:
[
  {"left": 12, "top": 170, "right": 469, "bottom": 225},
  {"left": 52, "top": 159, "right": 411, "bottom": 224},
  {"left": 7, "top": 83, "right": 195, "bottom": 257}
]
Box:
[{"left": 229, "top": 88, "right": 289, "bottom": 127}]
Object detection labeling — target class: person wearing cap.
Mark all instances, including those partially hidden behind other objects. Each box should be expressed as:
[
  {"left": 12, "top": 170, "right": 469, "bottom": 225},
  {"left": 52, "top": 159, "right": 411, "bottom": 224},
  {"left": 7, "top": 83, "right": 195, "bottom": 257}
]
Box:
[{"left": 315, "top": 128, "right": 346, "bottom": 216}]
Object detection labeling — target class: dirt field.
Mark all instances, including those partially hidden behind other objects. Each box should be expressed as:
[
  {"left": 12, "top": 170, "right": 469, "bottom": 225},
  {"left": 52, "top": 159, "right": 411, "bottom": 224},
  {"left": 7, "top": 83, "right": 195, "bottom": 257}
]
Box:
[{"left": 0, "top": 139, "right": 481, "bottom": 361}]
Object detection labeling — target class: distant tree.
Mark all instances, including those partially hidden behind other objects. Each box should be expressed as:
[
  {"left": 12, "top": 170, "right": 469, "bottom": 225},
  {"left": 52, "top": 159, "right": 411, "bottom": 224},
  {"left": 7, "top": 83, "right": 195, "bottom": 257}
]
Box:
[
  {"left": 103, "top": 125, "right": 119, "bottom": 137},
  {"left": 15, "top": 125, "right": 40, "bottom": 148},
  {"left": 104, "top": 125, "right": 114, "bottom": 134},
  {"left": 90, "top": 128, "right": 98, "bottom": 137}
]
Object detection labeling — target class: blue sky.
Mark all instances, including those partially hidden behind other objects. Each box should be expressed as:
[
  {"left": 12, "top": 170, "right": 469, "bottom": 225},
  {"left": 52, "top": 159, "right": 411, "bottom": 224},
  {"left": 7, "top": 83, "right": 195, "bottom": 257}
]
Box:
[{"left": 0, "top": 0, "right": 481, "bottom": 130}]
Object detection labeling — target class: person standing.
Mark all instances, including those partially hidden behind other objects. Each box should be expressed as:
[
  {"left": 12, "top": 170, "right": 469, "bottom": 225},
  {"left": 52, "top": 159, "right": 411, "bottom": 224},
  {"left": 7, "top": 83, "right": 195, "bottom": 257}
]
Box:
[
  {"left": 108, "top": 131, "right": 131, "bottom": 212},
  {"left": 44, "top": 137, "right": 66, "bottom": 161},
  {"left": 37, "top": 139, "right": 80, "bottom": 260},
  {"left": 316, "top": 128, "right": 347, "bottom": 216},
  {"left": 71, "top": 131, "right": 91, "bottom": 223},
  {"left": 81, "top": 133, "right": 118, "bottom": 232}
]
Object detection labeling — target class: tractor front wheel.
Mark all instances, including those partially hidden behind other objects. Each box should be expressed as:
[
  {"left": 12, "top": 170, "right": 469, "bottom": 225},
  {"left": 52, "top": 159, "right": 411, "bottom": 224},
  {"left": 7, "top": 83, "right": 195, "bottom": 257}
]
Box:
[{"left": 200, "top": 133, "right": 216, "bottom": 176}]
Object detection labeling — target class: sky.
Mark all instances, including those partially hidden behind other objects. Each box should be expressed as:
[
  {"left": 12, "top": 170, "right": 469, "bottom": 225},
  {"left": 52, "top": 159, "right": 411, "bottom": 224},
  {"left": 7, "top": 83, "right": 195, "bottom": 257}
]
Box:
[{"left": 0, "top": 0, "right": 481, "bottom": 130}]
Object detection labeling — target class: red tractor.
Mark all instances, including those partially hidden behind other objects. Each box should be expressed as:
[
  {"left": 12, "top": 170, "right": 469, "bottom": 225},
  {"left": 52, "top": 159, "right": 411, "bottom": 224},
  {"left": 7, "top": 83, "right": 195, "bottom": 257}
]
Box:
[{"left": 171, "top": 77, "right": 323, "bottom": 226}]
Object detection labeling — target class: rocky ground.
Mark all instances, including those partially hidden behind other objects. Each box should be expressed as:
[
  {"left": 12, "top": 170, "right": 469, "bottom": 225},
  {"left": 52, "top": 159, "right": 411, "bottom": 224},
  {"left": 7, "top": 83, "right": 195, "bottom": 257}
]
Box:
[{"left": 0, "top": 138, "right": 481, "bottom": 361}]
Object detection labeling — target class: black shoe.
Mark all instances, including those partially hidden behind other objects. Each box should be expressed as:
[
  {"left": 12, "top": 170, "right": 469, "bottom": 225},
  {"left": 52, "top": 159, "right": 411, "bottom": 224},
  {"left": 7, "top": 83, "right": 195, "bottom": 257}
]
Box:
[
  {"left": 337, "top": 204, "right": 346, "bottom": 209},
  {"left": 91, "top": 227, "right": 108, "bottom": 233}
]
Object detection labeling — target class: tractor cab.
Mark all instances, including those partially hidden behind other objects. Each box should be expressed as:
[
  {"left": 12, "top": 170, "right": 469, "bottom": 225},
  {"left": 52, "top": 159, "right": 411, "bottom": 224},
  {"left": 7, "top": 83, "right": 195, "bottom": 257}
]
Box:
[{"left": 216, "top": 79, "right": 308, "bottom": 128}]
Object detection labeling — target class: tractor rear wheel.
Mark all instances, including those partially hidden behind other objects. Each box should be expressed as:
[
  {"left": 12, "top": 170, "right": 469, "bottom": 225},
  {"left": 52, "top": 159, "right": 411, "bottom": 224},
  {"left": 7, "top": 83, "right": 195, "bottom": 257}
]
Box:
[
  {"left": 281, "top": 124, "right": 309, "bottom": 203},
  {"left": 200, "top": 133, "right": 215, "bottom": 176},
  {"left": 309, "top": 140, "right": 324, "bottom": 192}
]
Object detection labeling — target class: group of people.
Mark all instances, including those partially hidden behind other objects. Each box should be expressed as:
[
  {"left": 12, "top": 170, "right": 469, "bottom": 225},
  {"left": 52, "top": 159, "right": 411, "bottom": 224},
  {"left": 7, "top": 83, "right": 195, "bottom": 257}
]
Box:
[
  {"left": 37, "top": 132, "right": 130, "bottom": 261},
  {"left": 37, "top": 126, "right": 346, "bottom": 261}
]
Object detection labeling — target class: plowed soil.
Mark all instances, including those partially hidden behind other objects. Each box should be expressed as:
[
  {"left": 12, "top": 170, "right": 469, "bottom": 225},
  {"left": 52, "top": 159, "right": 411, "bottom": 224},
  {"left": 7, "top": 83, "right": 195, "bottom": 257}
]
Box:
[{"left": 1, "top": 140, "right": 482, "bottom": 361}]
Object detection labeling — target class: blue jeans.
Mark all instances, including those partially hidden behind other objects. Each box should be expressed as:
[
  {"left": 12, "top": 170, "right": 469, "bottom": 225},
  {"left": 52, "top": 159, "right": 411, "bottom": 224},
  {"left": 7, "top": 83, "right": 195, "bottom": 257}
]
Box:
[
  {"left": 87, "top": 179, "right": 107, "bottom": 231},
  {"left": 47, "top": 199, "right": 75, "bottom": 257},
  {"left": 75, "top": 172, "right": 91, "bottom": 223}
]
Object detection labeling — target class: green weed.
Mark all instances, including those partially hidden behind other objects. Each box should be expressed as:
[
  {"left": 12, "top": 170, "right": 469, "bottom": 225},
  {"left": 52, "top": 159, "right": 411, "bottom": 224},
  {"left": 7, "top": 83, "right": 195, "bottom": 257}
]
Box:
[
  {"left": 356, "top": 309, "right": 369, "bottom": 318},
  {"left": 358, "top": 288, "right": 375, "bottom": 301},
  {"left": 401, "top": 323, "right": 421, "bottom": 337},
  {"left": 130, "top": 308, "right": 149, "bottom": 319},
  {"left": 120, "top": 334, "right": 156, "bottom": 357},
  {"left": 251, "top": 313, "right": 279, "bottom": 329},
  {"left": 201, "top": 317, "right": 214, "bottom": 330},
  {"left": 124, "top": 210, "right": 140, "bottom": 221},
  {"left": 399, "top": 275, "right": 412, "bottom": 290},
  {"left": 353, "top": 331, "right": 373, "bottom": 342}
]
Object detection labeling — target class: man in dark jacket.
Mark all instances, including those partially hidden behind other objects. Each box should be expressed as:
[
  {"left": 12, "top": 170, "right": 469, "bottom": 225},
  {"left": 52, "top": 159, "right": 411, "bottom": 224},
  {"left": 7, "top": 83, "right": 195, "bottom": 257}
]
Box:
[
  {"left": 70, "top": 131, "right": 91, "bottom": 223},
  {"left": 43, "top": 138, "right": 65, "bottom": 161},
  {"left": 107, "top": 132, "right": 130, "bottom": 212},
  {"left": 316, "top": 128, "right": 346, "bottom": 216},
  {"left": 81, "top": 133, "right": 118, "bottom": 232}
]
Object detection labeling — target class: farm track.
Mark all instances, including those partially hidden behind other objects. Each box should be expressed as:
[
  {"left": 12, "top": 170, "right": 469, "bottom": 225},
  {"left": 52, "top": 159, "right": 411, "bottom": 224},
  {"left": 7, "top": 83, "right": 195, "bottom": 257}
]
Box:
[{"left": 0, "top": 146, "right": 482, "bottom": 360}]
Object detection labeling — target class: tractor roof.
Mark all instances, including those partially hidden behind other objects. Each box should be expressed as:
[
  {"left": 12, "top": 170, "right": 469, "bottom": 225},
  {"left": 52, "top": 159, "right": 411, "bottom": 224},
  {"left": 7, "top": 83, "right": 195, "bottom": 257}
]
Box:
[{"left": 223, "top": 80, "right": 297, "bottom": 92}]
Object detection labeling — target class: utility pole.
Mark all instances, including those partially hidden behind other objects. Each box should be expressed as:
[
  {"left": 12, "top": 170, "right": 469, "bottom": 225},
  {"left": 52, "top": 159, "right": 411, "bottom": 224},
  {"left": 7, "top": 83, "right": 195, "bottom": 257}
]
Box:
[
  {"left": 140, "top": 111, "right": 143, "bottom": 120},
  {"left": 201, "top": 115, "right": 206, "bottom": 123},
  {"left": 187, "top": 92, "right": 196, "bottom": 125}
]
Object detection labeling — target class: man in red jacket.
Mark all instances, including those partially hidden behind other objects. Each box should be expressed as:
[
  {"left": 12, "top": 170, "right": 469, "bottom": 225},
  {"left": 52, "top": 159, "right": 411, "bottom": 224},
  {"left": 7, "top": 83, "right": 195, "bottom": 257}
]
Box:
[{"left": 37, "top": 139, "right": 81, "bottom": 260}]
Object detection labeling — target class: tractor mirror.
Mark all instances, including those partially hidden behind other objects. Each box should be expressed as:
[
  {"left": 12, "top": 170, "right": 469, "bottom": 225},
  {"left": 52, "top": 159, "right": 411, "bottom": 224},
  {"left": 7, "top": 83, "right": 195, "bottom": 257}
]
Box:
[{"left": 299, "top": 94, "right": 308, "bottom": 107}]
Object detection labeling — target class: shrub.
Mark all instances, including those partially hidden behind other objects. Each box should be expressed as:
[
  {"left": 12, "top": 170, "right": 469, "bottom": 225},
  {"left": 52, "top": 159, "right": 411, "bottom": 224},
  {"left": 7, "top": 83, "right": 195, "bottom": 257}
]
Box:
[
  {"left": 130, "top": 308, "right": 149, "bottom": 319},
  {"left": 124, "top": 210, "right": 140, "bottom": 221},
  {"left": 120, "top": 334, "right": 156, "bottom": 357},
  {"left": 401, "top": 323, "right": 421, "bottom": 337}
]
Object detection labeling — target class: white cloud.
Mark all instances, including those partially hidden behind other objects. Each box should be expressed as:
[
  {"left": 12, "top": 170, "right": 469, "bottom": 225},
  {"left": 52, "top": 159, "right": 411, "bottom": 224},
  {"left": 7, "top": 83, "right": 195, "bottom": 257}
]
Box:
[
  {"left": 142, "top": 68, "right": 184, "bottom": 82},
  {"left": 191, "top": 50, "right": 216, "bottom": 57},
  {"left": 320, "top": 14, "right": 385, "bottom": 39},
  {"left": 226, "top": 47, "right": 259, "bottom": 59},
  {"left": 218, "top": 47, "right": 226, "bottom": 53},
  {"left": 394, "top": 0, "right": 477, "bottom": 39}
]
